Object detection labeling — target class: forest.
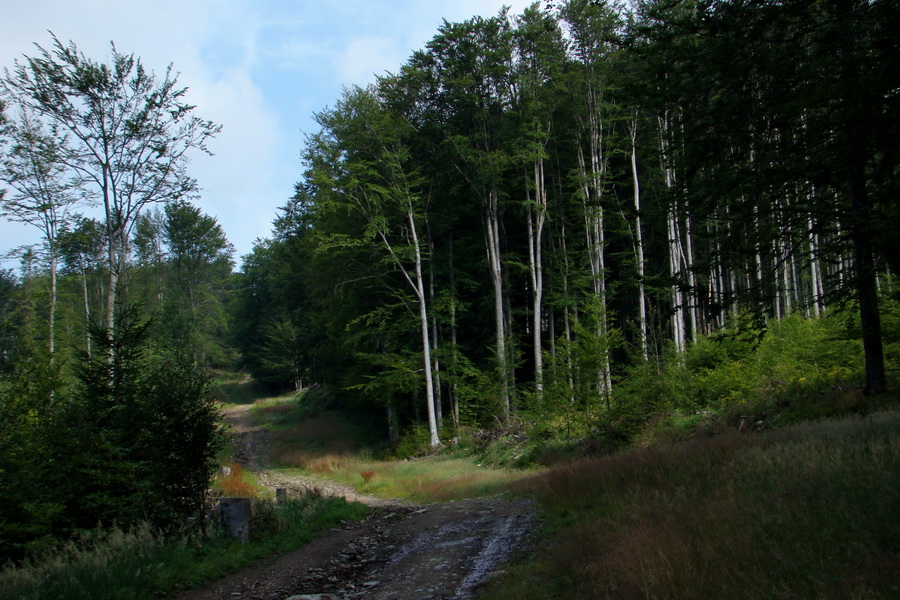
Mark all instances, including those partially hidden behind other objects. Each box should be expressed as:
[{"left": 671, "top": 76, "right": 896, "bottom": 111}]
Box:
[{"left": 1, "top": 0, "right": 898, "bottom": 569}]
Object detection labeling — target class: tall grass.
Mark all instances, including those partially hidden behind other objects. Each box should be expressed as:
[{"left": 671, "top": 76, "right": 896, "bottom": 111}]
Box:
[
  {"left": 0, "top": 494, "right": 369, "bottom": 600},
  {"left": 348, "top": 456, "right": 525, "bottom": 502},
  {"left": 483, "top": 410, "right": 900, "bottom": 599}
]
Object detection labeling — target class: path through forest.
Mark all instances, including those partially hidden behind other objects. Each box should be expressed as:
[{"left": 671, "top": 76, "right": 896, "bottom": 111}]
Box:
[{"left": 177, "top": 405, "right": 534, "bottom": 600}]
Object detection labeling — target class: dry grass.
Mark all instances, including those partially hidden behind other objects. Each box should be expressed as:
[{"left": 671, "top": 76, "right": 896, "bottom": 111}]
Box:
[
  {"left": 488, "top": 410, "right": 900, "bottom": 600},
  {"left": 213, "top": 463, "right": 262, "bottom": 498}
]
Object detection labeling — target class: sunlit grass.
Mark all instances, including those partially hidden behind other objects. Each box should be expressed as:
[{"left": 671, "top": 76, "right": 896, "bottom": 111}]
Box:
[
  {"left": 212, "top": 383, "right": 527, "bottom": 504},
  {"left": 284, "top": 455, "right": 528, "bottom": 503},
  {"left": 212, "top": 462, "right": 264, "bottom": 498},
  {"left": 211, "top": 370, "right": 274, "bottom": 408}
]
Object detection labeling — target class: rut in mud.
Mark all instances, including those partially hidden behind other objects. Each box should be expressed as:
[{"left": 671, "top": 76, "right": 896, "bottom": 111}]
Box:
[{"left": 182, "top": 405, "right": 536, "bottom": 600}]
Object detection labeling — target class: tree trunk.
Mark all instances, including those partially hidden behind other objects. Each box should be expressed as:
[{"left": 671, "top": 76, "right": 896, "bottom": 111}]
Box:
[
  {"left": 849, "top": 170, "right": 886, "bottom": 394},
  {"left": 659, "top": 114, "right": 686, "bottom": 352},
  {"left": 48, "top": 243, "right": 57, "bottom": 361},
  {"left": 485, "top": 188, "right": 510, "bottom": 422},
  {"left": 629, "top": 119, "right": 648, "bottom": 360},
  {"left": 80, "top": 264, "right": 92, "bottom": 358},
  {"left": 526, "top": 158, "right": 547, "bottom": 400},
  {"left": 407, "top": 208, "right": 441, "bottom": 446}
]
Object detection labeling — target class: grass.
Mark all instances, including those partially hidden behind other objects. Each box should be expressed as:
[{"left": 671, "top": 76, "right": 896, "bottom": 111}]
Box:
[
  {"left": 232, "top": 387, "right": 527, "bottom": 503},
  {"left": 211, "top": 370, "right": 274, "bottom": 407},
  {"left": 479, "top": 409, "right": 900, "bottom": 600},
  {"left": 0, "top": 493, "right": 369, "bottom": 600},
  {"left": 295, "top": 454, "right": 526, "bottom": 502}
]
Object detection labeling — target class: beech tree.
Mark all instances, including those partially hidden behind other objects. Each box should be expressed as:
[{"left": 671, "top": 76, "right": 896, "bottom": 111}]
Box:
[
  {"left": 227, "top": 0, "right": 896, "bottom": 445},
  {"left": 1, "top": 34, "right": 221, "bottom": 337},
  {"left": 307, "top": 87, "right": 441, "bottom": 447}
]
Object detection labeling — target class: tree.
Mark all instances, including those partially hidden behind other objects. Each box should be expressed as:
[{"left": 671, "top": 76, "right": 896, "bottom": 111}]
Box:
[
  {"left": 560, "top": 0, "right": 626, "bottom": 401},
  {"left": 308, "top": 87, "right": 441, "bottom": 447},
  {"left": 0, "top": 104, "right": 85, "bottom": 361},
  {"left": 68, "top": 310, "right": 223, "bottom": 530},
  {"left": 159, "top": 200, "right": 234, "bottom": 363},
  {"left": 58, "top": 217, "right": 106, "bottom": 358},
  {"left": 1, "top": 34, "right": 221, "bottom": 337},
  {"left": 514, "top": 3, "right": 567, "bottom": 401},
  {"left": 423, "top": 14, "right": 518, "bottom": 421}
]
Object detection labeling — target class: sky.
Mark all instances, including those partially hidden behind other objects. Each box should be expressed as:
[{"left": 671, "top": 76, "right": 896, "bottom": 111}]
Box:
[{"left": 0, "top": 0, "right": 533, "bottom": 271}]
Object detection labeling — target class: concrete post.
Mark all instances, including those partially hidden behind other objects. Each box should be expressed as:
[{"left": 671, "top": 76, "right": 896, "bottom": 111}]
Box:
[{"left": 219, "top": 497, "right": 251, "bottom": 543}]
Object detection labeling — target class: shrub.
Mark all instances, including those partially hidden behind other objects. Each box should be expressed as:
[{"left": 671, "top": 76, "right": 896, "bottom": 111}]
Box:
[{"left": 0, "top": 309, "right": 223, "bottom": 563}]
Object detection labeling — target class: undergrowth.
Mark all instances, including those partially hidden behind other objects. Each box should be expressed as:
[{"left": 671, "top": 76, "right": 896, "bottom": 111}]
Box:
[
  {"left": 277, "top": 454, "right": 524, "bottom": 503},
  {"left": 0, "top": 493, "right": 369, "bottom": 600}
]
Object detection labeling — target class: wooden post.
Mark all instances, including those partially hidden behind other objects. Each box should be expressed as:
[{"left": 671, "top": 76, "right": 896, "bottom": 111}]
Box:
[{"left": 276, "top": 488, "right": 288, "bottom": 506}]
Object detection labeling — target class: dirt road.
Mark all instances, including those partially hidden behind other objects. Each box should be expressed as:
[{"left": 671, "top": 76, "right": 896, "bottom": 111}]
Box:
[
  {"left": 177, "top": 496, "right": 533, "bottom": 600},
  {"left": 177, "top": 406, "right": 535, "bottom": 600}
]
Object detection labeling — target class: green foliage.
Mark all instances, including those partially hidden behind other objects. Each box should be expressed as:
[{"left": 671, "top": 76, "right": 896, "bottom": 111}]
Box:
[
  {"left": 0, "top": 308, "right": 223, "bottom": 563},
  {"left": 0, "top": 352, "right": 66, "bottom": 559},
  {"left": 221, "top": 0, "right": 895, "bottom": 449},
  {"left": 66, "top": 310, "right": 224, "bottom": 530}
]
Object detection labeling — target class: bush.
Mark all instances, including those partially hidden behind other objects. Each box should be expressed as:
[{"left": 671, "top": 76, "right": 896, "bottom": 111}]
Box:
[
  {"left": 0, "top": 309, "right": 223, "bottom": 563},
  {"left": 64, "top": 311, "right": 224, "bottom": 533}
]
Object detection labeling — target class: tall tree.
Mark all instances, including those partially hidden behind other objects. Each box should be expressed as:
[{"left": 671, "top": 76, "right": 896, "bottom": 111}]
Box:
[
  {"left": 308, "top": 87, "right": 441, "bottom": 447},
  {"left": 514, "top": 3, "right": 567, "bottom": 401},
  {"left": 424, "top": 14, "right": 518, "bottom": 421},
  {"left": 1, "top": 34, "right": 220, "bottom": 337},
  {"left": 560, "top": 0, "right": 625, "bottom": 400},
  {"left": 159, "top": 200, "right": 234, "bottom": 364},
  {"left": 58, "top": 217, "right": 106, "bottom": 358}
]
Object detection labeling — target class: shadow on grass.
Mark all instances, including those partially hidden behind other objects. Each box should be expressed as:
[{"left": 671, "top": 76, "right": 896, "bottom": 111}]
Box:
[{"left": 212, "top": 372, "right": 273, "bottom": 406}]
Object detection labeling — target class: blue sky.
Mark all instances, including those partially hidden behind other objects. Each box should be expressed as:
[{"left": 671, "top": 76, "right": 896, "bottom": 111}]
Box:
[{"left": 1, "top": 0, "right": 533, "bottom": 270}]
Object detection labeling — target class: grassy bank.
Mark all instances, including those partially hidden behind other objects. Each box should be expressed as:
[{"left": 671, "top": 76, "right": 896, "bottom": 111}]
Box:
[
  {"left": 0, "top": 493, "right": 368, "bottom": 600},
  {"left": 481, "top": 409, "right": 900, "bottom": 599}
]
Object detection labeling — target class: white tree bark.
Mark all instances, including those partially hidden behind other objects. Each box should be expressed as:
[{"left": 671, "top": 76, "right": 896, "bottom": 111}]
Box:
[
  {"left": 485, "top": 188, "right": 510, "bottom": 422},
  {"left": 658, "top": 113, "right": 686, "bottom": 352},
  {"left": 526, "top": 158, "right": 547, "bottom": 398},
  {"left": 629, "top": 118, "right": 648, "bottom": 360}
]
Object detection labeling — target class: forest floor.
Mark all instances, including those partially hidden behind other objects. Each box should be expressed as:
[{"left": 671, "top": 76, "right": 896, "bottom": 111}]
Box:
[{"left": 176, "top": 405, "right": 534, "bottom": 600}]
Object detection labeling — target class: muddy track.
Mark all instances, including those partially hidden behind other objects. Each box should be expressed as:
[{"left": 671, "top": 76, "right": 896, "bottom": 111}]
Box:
[
  {"left": 178, "top": 406, "right": 535, "bottom": 600},
  {"left": 177, "top": 497, "right": 533, "bottom": 600}
]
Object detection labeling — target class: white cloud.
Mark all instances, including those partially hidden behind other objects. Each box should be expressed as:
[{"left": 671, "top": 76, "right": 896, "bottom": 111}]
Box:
[{"left": 334, "top": 35, "right": 406, "bottom": 87}]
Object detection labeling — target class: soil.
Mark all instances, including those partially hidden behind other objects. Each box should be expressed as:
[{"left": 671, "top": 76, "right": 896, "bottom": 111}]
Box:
[{"left": 175, "top": 405, "right": 535, "bottom": 600}]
